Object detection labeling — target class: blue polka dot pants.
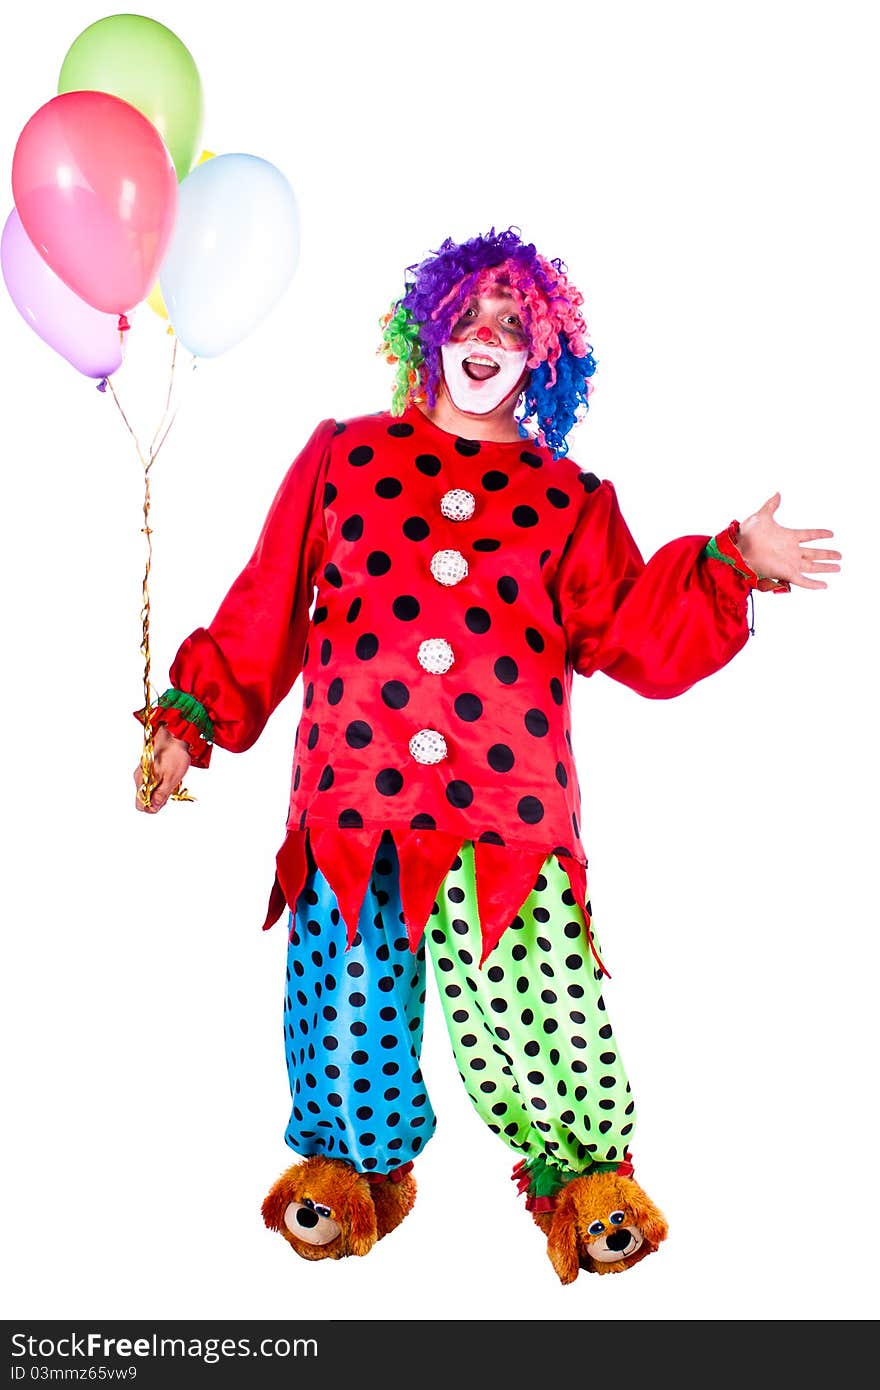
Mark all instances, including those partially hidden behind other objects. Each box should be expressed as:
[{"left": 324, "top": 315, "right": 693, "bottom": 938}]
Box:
[
  {"left": 283, "top": 832, "right": 635, "bottom": 1176},
  {"left": 284, "top": 836, "right": 436, "bottom": 1172}
]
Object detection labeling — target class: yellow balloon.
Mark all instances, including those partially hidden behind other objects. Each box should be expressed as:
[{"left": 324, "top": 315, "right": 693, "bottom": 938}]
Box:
[
  {"left": 146, "top": 150, "right": 216, "bottom": 326},
  {"left": 147, "top": 280, "right": 169, "bottom": 321}
]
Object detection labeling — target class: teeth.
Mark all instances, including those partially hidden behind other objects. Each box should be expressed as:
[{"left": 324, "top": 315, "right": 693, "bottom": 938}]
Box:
[{"left": 465, "top": 353, "right": 498, "bottom": 366}]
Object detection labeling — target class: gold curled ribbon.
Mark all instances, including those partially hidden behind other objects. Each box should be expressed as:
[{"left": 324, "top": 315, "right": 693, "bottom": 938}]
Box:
[{"left": 107, "top": 335, "right": 198, "bottom": 809}]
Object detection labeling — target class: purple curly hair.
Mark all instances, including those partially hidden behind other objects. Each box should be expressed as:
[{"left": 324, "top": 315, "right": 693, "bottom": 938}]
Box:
[{"left": 379, "top": 227, "right": 597, "bottom": 458}]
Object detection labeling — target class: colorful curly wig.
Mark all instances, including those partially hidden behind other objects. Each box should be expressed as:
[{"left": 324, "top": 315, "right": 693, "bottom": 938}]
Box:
[{"left": 379, "top": 227, "right": 597, "bottom": 459}]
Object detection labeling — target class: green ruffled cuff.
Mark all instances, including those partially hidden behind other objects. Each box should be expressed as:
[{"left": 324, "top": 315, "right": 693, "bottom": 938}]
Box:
[
  {"left": 157, "top": 689, "right": 215, "bottom": 742},
  {"left": 704, "top": 535, "right": 738, "bottom": 569}
]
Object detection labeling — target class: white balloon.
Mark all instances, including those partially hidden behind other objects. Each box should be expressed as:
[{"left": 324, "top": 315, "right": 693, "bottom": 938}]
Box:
[{"left": 159, "top": 153, "right": 300, "bottom": 357}]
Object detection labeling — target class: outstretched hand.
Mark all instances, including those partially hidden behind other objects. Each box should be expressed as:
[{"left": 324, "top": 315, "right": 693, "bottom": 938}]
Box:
[{"left": 736, "top": 493, "right": 841, "bottom": 589}]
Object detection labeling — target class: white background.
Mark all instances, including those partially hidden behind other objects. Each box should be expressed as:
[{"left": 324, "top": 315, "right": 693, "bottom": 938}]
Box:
[{"left": 1, "top": 0, "right": 877, "bottom": 1325}]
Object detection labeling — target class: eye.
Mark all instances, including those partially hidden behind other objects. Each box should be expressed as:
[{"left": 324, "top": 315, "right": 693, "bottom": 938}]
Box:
[
  {"left": 314, "top": 1203, "right": 332, "bottom": 1219},
  {"left": 587, "top": 1219, "right": 605, "bottom": 1236},
  {"left": 301, "top": 1197, "right": 315, "bottom": 1211},
  {"left": 609, "top": 1210, "right": 626, "bottom": 1226}
]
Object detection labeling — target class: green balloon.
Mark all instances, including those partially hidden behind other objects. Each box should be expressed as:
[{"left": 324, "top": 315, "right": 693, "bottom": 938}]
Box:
[{"left": 58, "top": 14, "right": 204, "bottom": 182}]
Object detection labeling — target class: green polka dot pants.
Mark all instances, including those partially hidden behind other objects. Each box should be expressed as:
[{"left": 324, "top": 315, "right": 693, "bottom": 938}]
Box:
[{"left": 426, "top": 842, "right": 636, "bottom": 1175}]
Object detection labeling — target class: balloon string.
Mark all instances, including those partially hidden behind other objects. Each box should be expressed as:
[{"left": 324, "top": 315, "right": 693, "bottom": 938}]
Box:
[
  {"left": 150, "top": 335, "right": 178, "bottom": 456},
  {"left": 106, "top": 336, "right": 196, "bottom": 807}
]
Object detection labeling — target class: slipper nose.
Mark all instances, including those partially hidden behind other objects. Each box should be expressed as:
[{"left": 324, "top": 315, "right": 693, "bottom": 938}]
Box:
[
  {"left": 605, "top": 1229, "right": 633, "bottom": 1252},
  {"left": 296, "top": 1207, "right": 319, "bottom": 1228}
]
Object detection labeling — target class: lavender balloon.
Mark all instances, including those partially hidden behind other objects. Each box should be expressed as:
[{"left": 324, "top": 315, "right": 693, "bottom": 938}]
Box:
[{"left": 1, "top": 208, "right": 123, "bottom": 378}]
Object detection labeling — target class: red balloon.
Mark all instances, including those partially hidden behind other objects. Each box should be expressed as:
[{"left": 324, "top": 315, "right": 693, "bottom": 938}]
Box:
[{"left": 11, "top": 90, "right": 178, "bottom": 315}]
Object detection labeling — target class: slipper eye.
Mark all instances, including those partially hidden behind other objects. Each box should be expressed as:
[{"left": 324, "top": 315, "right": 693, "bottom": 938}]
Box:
[
  {"left": 587, "top": 1219, "right": 605, "bottom": 1236},
  {"left": 609, "top": 1210, "right": 626, "bottom": 1226}
]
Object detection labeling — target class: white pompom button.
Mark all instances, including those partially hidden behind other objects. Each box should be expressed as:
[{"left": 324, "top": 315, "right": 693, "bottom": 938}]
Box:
[
  {"left": 430, "top": 549, "right": 468, "bottom": 586},
  {"left": 409, "top": 728, "right": 448, "bottom": 764},
  {"left": 418, "top": 638, "right": 455, "bottom": 674},
  {"left": 440, "top": 488, "right": 476, "bottom": 521}
]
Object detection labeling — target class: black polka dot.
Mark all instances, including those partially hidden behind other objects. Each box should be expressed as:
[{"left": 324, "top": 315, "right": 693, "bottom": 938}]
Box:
[
  {"left": 338, "top": 809, "right": 363, "bottom": 827},
  {"left": 513, "top": 505, "right": 539, "bottom": 527},
  {"left": 550, "top": 677, "right": 564, "bottom": 705},
  {"left": 381, "top": 680, "right": 410, "bottom": 708},
  {"left": 327, "top": 677, "right": 344, "bottom": 705},
  {"left": 482, "top": 470, "right": 509, "bottom": 491},
  {"left": 341, "top": 514, "right": 363, "bottom": 541},
  {"left": 307, "top": 724, "right": 320, "bottom": 749},
  {"left": 555, "top": 762, "right": 568, "bottom": 787},
  {"left": 348, "top": 445, "right": 373, "bottom": 466},
  {"left": 547, "top": 488, "right": 570, "bottom": 509},
  {"left": 355, "top": 634, "right": 379, "bottom": 659},
  {"left": 388, "top": 422, "right": 414, "bottom": 438},
  {"left": 323, "top": 562, "right": 342, "bottom": 588},
  {"left": 346, "top": 720, "right": 372, "bottom": 749},
  {"left": 497, "top": 576, "right": 518, "bottom": 604},
  {"left": 392, "top": 595, "right": 420, "bottom": 621},
  {"left": 465, "top": 607, "right": 491, "bottom": 634},
  {"left": 320, "top": 640, "right": 332, "bottom": 666},
  {"left": 312, "top": 605, "right": 328, "bottom": 625},
  {"left": 578, "top": 470, "right": 601, "bottom": 493},
  {"left": 446, "top": 781, "right": 474, "bottom": 808},
  {"left": 521, "top": 450, "right": 543, "bottom": 468},
  {"left": 478, "top": 830, "right": 505, "bottom": 845},
  {"left": 454, "top": 693, "right": 483, "bottom": 721},
  {"left": 525, "top": 627, "right": 545, "bottom": 653},
  {"left": 415, "top": 453, "right": 441, "bottom": 476},
  {"left": 346, "top": 597, "right": 362, "bottom": 623},
  {"left": 525, "top": 709, "right": 549, "bottom": 737},
  {"left": 487, "top": 744, "right": 515, "bottom": 772},
  {"left": 367, "top": 551, "right": 391, "bottom": 576},
  {"left": 324, "top": 481, "right": 338, "bottom": 505},
  {"left": 518, "top": 796, "right": 545, "bottom": 824},
  {"left": 411, "top": 813, "right": 436, "bottom": 829},
  {"left": 403, "top": 517, "right": 430, "bottom": 541},
  {"left": 494, "top": 657, "right": 518, "bottom": 684},
  {"left": 472, "top": 538, "right": 500, "bottom": 552},
  {"left": 454, "top": 437, "right": 481, "bottom": 457},
  {"left": 376, "top": 477, "right": 403, "bottom": 498},
  {"left": 376, "top": 768, "right": 404, "bottom": 796}
]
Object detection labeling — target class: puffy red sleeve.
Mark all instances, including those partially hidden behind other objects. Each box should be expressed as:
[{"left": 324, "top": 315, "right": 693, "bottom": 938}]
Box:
[
  {"left": 151, "top": 418, "right": 334, "bottom": 760},
  {"left": 555, "top": 479, "right": 756, "bottom": 699}
]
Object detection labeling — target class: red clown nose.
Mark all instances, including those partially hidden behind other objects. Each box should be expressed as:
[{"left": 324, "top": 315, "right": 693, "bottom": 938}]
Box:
[{"left": 475, "top": 326, "right": 493, "bottom": 341}]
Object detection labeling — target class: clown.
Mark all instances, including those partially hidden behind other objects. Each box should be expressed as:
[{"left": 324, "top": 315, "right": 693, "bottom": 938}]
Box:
[{"left": 135, "top": 227, "right": 840, "bottom": 1281}]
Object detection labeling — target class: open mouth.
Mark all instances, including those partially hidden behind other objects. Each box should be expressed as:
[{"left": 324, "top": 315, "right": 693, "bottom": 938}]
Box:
[{"left": 462, "top": 353, "right": 501, "bottom": 382}]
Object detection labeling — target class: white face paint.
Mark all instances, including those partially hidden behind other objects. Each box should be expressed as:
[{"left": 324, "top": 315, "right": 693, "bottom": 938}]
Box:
[{"left": 440, "top": 338, "right": 529, "bottom": 415}]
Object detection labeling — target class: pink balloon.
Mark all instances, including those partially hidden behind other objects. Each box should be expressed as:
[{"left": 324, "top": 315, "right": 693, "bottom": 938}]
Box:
[
  {"left": 11, "top": 90, "right": 178, "bottom": 315},
  {"left": 1, "top": 207, "right": 123, "bottom": 378}
]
